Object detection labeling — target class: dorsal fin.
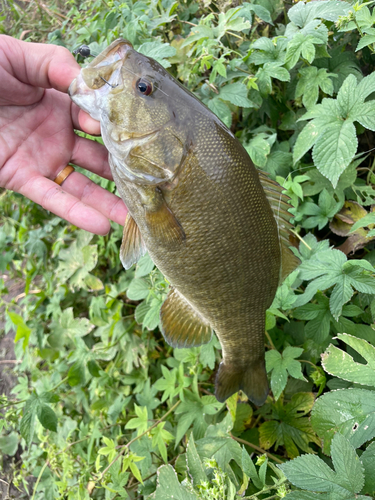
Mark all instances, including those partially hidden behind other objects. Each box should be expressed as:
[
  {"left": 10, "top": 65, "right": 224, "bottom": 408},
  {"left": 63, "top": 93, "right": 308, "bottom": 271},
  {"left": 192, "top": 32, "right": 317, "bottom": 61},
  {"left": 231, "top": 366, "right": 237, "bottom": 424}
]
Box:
[{"left": 258, "top": 170, "right": 300, "bottom": 283}]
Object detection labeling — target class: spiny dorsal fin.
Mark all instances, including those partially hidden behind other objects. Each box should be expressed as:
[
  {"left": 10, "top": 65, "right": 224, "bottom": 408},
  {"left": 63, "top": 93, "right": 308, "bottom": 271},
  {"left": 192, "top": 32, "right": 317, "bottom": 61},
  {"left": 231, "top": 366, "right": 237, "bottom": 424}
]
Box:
[
  {"left": 258, "top": 170, "right": 300, "bottom": 283},
  {"left": 160, "top": 288, "right": 212, "bottom": 348}
]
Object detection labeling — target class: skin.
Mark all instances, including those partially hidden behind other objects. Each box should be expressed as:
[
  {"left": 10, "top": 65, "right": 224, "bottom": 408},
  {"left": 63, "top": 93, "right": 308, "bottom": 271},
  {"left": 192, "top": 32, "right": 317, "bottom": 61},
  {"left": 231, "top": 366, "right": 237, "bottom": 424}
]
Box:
[{"left": 0, "top": 35, "right": 128, "bottom": 235}]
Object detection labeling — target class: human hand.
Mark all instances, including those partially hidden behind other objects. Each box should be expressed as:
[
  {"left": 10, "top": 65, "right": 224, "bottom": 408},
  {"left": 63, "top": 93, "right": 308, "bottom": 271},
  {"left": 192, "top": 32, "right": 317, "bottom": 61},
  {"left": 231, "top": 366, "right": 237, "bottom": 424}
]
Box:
[{"left": 0, "top": 35, "right": 127, "bottom": 235}]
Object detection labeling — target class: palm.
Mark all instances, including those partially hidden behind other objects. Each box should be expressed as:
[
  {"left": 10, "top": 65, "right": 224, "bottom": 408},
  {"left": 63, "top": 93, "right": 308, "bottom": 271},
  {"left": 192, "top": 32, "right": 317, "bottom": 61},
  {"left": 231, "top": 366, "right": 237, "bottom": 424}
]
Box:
[
  {"left": 1, "top": 89, "right": 75, "bottom": 190},
  {"left": 0, "top": 88, "right": 127, "bottom": 234}
]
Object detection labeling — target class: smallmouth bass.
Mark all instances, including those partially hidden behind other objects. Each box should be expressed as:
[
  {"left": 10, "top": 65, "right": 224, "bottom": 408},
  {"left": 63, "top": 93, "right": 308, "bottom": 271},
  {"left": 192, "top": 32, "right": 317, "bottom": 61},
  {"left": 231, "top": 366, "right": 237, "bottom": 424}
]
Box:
[{"left": 69, "top": 39, "right": 299, "bottom": 405}]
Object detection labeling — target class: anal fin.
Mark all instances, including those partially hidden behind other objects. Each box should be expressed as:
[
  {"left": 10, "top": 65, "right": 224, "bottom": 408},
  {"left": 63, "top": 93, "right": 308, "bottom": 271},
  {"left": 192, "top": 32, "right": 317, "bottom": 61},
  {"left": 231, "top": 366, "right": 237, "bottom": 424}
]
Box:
[
  {"left": 120, "top": 213, "right": 147, "bottom": 270},
  {"left": 160, "top": 288, "right": 212, "bottom": 348}
]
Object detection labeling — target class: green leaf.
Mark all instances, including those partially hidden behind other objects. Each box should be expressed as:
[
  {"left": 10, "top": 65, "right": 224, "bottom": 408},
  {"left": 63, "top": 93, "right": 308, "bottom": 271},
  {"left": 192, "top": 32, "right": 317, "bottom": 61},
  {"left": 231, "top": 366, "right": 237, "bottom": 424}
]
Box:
[
  {"left": 361, "top": 441, "right": 375, "bottom": 495},
  {"left": 312, "top": 120, "right": 357, "bottom": 188},
  {"left": 135, "top": 253, "right": 155, "bottom": 278},
  {"left": 285, "top": 34, "right": 316, "bottom": 69},
  {"left": 242, "top": 446, "right": 262, "bottom": 489},
  {"left": 68, "top": 362, "right": 86, "bottom": 387},
  {"left": 331, "top": 433, "right": 364, "bottom": 493},
  {"left": 266, "top": 347, "right": 306, "bottom": 400},
  {"left": 137, "top": 41, "right": 176, "bottom": 68},
  {"left": 311, "top": 388, "right": 375, "bottom": 453},
  {"left": 219, "top": 82, "right": 254, "bottom": 108},
  {"left": 207, "top": 97, "right": 232, "bottom": 128},
  {"left": 245, "top": 134, "right": 271, "bottom": 167},
  {"left": 186, "top": 434, "right": 207, "bottom": 487},
  {"left": 350, "top": 212, "right": 375, "bottom": 233},
  {"left": 175, "top": 392, "right": 223, "bottom": 445},
  {"left": 125, "top": 404, "right": 149, "bottom": 436},
  {"left": 49, "top": 308, "right": 94, "bottom": 347},
  {"left": 37, "top": 404, "right": 58, "bottom": 433},
  {"left": 20, "top": 393, "right": 39, "bottom": 446},
  {"left": 293, "top": 121, "right": 321, "bottom": 164},
  {"left": 295, "top": 66, "right": 334, "bottom": 109},
  {"left": 8, "top": 311, "right": 31, "bottom": 351},
  {"left": 256, "top": 62, "right": 290, "bottom": 95},
  {"left": 259, "top": 393, "right": 318, "bottom": 458},
  {"left": 357, "top": 33, "right": 375, "bottom": 51},
  {"left": 152, "top": 464, "right": 198, "bottom": 500},
  {"left": 0, "top": 432, "right": 19, "bottom": 456},
  {"left": 322, "top": 334, "right": 375, "bottom": 387},
  {"left": 279, "top": 453, "right": 337, "bottom": 492},
  {"left": 127, "top": 278, "right": 150, "bottom": 300}
]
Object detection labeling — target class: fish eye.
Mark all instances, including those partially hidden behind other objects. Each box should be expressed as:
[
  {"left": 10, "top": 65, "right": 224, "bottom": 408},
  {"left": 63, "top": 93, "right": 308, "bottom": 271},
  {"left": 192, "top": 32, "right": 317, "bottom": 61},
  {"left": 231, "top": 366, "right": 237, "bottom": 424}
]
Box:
[{"left": 136, "top": 78, "right": 153, "bottom": 96}]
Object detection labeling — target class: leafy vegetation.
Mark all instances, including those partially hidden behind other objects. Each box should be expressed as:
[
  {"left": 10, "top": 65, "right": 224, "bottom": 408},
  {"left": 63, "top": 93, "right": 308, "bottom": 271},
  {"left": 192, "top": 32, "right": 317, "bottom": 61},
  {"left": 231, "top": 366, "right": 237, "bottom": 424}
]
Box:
[{"left": 1, "top": 0, "right": 375, "bottom": 498}]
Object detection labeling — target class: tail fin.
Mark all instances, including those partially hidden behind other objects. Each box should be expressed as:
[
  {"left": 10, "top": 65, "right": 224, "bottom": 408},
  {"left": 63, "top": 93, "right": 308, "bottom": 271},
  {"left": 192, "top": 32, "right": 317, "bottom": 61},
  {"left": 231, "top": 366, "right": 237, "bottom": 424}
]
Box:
[{"left": 215, "top": 359, "right": 269, "bottom": 406}]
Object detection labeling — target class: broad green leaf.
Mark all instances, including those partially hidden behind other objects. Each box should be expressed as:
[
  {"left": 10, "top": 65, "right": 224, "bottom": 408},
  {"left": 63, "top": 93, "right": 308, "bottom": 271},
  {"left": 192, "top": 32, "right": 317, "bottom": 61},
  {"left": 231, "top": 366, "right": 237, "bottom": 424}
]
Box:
[
  {"left": 37, "top": 404, "right": 57, "bottom": 433},
  {"left": 186, "top": 434, "right": 207, "bottom": 487},
  {"left": 279, "top": 454, "right": 337, "bottom": 492},
  {"left": 312, "top": 120, "right": 357, "bottom": 188},
  {"left": 245, "top": 134, "right": 271, "bottom": 167},
  {"left": 293, "top": 121, "right": 320, "bottom": 164},
  {"left": 49, "top": 308, "right": 94, "bottom": 346},
  {"left": 135, "top": 253, "right": 155, "bottom": 278},
  {"left": 207, "top": 97, "right": 232, "bottom": 128},
  {"left": 311, "top": 388, "right": 375, "bottom": 453},
  {"left": 219, "top": 82, "right": 254, "bottom": 108},
  {"left": 127, "top": 278, "right": 150, "bottom": 300},
  {"left": 256, "top": 62, "right": 290, "bottom": 95},
  {"left": 285, "top": 34, "right": 316, "bottom": 69},
  {"left": 0, "top": 432, "right": 19, "bottom": 456},
  {"left": 295, "top": 66, "right": 334, "bottom": 109},
  {"left": 350, "top": 212, "right": 375, "bottom": 233},
  {"left": 361, "top": 441, "right": 375, "bottom": 495},
  {"left": 152, "top": 464, "right": 198, "bottom": 500},
  {"left": 331, "top": 433, "right": 364, "bottom": 493},
  {"left": 322, "top": 334, "right": 375, "bottom": 387},
  {"left": 137, "top": 41, "right": 176, "bottom": 68},
  {"left": 68, "top": 362, "right": 86, "bottom": 387}
]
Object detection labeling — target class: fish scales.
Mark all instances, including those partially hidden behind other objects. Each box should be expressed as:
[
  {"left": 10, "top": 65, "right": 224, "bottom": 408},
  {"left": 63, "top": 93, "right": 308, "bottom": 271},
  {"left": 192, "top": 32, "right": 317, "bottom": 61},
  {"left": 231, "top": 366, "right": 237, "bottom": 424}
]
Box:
[{"left": 69, "top": 39, "right": 298, "bottom": 405}]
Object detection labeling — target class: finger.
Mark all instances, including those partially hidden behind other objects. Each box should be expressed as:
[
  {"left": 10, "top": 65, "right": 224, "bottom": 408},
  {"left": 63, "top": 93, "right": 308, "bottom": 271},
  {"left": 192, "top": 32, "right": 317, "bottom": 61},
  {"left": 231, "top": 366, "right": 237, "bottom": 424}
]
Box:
[
  {"left": 62, "top": 170, "right": 128, "bottom": 226},
  {"left": 19, "top": 174, "right": 117, "bottom": 235},
  {"left": 71, "top": 134, "right": 112, "bottom": 180},
  {"left": 0, "top": 35, "right": 80, "bottom": 94},
  {"left": 70, "top": 103, "right": 101, "bottom": 136}
]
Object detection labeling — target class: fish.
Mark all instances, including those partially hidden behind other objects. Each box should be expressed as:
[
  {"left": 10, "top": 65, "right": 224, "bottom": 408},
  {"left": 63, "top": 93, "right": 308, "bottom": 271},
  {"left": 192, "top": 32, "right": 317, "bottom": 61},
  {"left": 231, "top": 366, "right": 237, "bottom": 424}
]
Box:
[{"left": 69, "top": 39, "right": 299, "bottom": 406}]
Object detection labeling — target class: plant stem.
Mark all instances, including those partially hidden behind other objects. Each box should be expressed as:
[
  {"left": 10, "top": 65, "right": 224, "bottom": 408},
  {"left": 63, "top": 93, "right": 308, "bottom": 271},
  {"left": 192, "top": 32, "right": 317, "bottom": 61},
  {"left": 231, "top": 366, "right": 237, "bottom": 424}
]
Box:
[
  {"left": 230, "top": 434, "right": 284, "bottom": 464},
  {"left": 265, "top": 330, "right": 276, "bottom": 350},
  {"left": 97, "top": 400, "right": 181, "bottom": 480}
]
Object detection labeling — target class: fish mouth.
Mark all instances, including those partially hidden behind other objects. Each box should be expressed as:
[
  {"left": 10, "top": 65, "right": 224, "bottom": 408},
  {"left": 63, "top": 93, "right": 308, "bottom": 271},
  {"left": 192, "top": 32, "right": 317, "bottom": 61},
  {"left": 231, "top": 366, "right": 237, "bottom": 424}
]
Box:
[{"left": 86, "top": 39, "right": 132, "bottom": 69}]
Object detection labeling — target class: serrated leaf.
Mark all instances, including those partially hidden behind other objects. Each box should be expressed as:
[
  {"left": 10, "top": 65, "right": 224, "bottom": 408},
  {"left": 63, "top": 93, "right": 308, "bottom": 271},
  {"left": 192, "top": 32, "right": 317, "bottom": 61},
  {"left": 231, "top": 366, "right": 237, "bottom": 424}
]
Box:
[
  {"left": 219, "top": 82, "right": 254, "bottom": 108},
  {"left": 245, "top": 134, "right": 271, "bottom": 167},
  {"left": 311, "top": 388, "right": 375, "bottom": 453},
  {"left": 312, "top": 120, "right": 357, "bottom": 188},
  {"left": 293, "top": 121, "right": 320, "bottom": 164},
  {"left": 322, "top": 334, "right": 375, "bottom": 387},
  {"left": 361, "top": 441, "right": 375, "bottom": 495},
  {"left": 153, "top": 465, "right": 198, "bottom": 500},
  {"left": 186, "top": 434, "right": 207, "bottom": 487},
  {"left": 279, "top": 454, "right": 337, "bottom": 492},
  {"left": 137, "top": 41, "right": 176, "bottom": 68},
  {"left": 331, "top": 433, "right": 364, "bottom": 493}
]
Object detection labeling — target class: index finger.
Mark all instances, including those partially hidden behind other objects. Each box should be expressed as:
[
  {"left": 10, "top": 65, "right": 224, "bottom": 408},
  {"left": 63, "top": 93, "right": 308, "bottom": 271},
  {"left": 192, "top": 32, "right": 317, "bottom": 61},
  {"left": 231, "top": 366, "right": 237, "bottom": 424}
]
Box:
[{"left": 0, "top": 35, "right": 80, "bottom": 93}]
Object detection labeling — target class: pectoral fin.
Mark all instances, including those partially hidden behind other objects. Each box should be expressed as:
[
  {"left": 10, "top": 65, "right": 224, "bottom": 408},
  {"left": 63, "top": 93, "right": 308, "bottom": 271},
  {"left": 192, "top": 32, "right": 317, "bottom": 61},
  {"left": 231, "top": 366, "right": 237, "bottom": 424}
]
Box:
[
  {"left": 141, "top": 187, "right": 185, "bottom": 246},
  {"left": 160, "top": 288, "right": 212, "bottom": 348},
  {"left": 120, "top": 213, "right": 147, "bottom": 269}
]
